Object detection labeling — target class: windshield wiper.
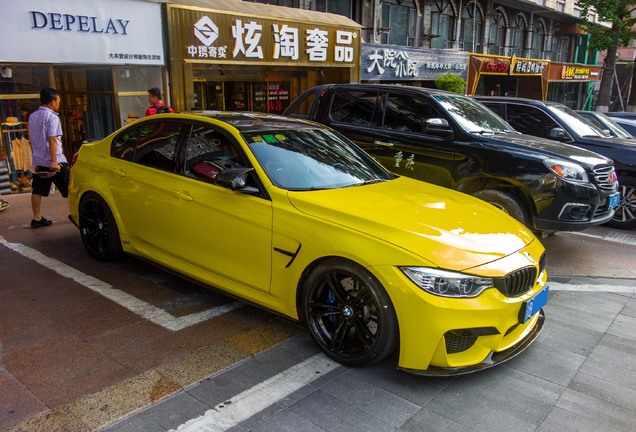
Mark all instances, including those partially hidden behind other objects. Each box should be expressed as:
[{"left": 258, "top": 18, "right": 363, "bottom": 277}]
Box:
[{"left": 349, "top": 178, "right": 388, "bottom": 187}]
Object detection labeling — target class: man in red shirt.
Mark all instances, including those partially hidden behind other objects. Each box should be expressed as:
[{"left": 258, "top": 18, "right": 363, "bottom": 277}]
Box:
[{"left": 146, "top": 87, "right": 174, "bottom": 116}]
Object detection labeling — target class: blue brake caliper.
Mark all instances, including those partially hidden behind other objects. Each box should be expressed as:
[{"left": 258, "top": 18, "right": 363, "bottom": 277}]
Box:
[{"left": 327, "top": 290, "right": 337, "bottom": 325}]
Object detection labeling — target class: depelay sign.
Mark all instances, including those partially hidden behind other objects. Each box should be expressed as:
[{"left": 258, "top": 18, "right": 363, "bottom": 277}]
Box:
[{"left": 0, "top": 0, "right": 163, "bottom": 65}]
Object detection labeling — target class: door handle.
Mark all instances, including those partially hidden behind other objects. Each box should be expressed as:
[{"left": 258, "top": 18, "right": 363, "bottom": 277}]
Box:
[
  {"left": 172, "top": 190, "right": 194, "bottom": 201},
  {"left": 373, "top": 141, "right": 394, "bottom": 147},
  {"left": 109, "top": 168, "right": 126, "bottom": 177}
]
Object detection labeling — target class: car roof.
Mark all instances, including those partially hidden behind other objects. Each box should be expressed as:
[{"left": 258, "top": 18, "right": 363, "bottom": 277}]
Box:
[
  {"left": 309, "top": 83, "right": 458, "bottom": 97},
  {"left": 472, "top": 96, "right": 555, "bottom": 107},
  {"left": 194, "top": 111, "right": 321, "bottom": 131}
]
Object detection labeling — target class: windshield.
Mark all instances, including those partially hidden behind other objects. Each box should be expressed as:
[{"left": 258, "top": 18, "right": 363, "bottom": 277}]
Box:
[
  {"left": 244, "top": 128, "right": 394, "bottom": 190},
  {"left": 432, "top": 94, "right": 516, "bottom": 134},
  {"left": 546, "top": 104, "right": 605, "bottom": 137},
  {"left": 581, "top": 112, "right": 633, "bottom": 139}
]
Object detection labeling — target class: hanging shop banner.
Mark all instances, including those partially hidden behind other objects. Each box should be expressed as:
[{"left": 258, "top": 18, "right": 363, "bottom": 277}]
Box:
[
  {"left": 0, "top": 0, "right": 164, "bottom": 65},
  {"left": 167, "top": 5, "right": 360, "bottom": 67},
  {"left": 467, "top": 53, "right": 550, "bottom": 98},
  {"left": 549, "top": 63, "right": 602, "bottom": 82},
  {"left": 361, "top": 44, "right": 468, "bottom": 81}
]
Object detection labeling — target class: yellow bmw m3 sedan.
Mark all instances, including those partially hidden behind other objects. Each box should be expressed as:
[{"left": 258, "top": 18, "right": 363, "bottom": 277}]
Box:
[{"left": 68, "top": 112, "right": 548, "bottom": 375}]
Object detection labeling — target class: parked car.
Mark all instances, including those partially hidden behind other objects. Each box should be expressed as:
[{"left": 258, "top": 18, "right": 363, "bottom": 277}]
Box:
[
  {"left": 606, "top": 111, "right": 636, "bottom": 120},
  {"left": 611, "top": 117, "right": 636, "bottom": 137},
  {"left": 283, "top": 84, "right": 619, "bottom": 234},
  {"left": 575, "top": 110, "right": 635, "bottom": 140},
  {"left": 69, "top": 112, "right": 548, "bottom": 375},
  {"left": 474, "top": 96, "right": 636, "bottom": 229},
  {"left": 604, "top": 112, "right": 636, "bottom": 136}
]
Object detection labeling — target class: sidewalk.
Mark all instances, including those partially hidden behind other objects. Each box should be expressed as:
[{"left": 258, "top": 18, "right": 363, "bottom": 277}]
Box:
[
  {"left": 102, "top": 289, "right": 636, "bottom": 432},
  {"left": 0, "top": 193, "right": 303, "bottom": 432}
]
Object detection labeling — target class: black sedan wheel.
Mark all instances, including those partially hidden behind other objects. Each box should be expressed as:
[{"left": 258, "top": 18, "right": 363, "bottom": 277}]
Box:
[
  {"left": 606, "top": 176, "right": 636, "bottom": 229},
  {"left": 473, "top": 189, "right": 531, "bottom": 228},
  {"left": 302, "top": 258, "right": 398, "bottom": 366},
  {"left": 79, "top": 193, "right": 124, "bottom": 261}
]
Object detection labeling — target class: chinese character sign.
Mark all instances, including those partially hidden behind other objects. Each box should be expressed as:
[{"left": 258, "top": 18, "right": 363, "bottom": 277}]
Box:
[
  {"left": 184, "top": 12, "right": 359, "bottom": 66},
  {"left": 273, "top": 24, "right": 299, "bottom": 60},
  {"left": 362, "top": 43, "right": 468, "bottom": 81}
]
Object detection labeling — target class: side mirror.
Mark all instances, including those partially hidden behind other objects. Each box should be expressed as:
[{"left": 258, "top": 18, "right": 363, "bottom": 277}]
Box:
[
  {"left": 547, "top": 127, "right": 568, "bottom": 140},
  {"left": 215, "top": 167, "right": 254, "bottom": 190},
  {"left": 424, "top": 118, "right": 454, "bottom": 139}
]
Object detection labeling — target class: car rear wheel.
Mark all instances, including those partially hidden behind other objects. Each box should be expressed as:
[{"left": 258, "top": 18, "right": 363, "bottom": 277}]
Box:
[
  {"left": 473, "top": 189, "right": 531, "bottom": 228},
  {"left": 302, "top": 258, "right": 398, "bottom": 366},
  {"left": 79, "top": 193, "right": 124, "bottom": 261},
  {"left": 605, "top": 176, "right": 636, "bottom": 229}
]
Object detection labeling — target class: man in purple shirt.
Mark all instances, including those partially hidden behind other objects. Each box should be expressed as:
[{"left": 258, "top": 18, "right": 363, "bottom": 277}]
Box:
[{"left": 27, "top": 87, "right": 69, "bottom": 228}]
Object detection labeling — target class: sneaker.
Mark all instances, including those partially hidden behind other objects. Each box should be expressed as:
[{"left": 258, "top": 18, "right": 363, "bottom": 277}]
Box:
[
  {"left": 0, "top": 199, "right": 9, "bottom": 211},
  {"left": 31, "top": 217, "right": 53, "bottom": 228}
]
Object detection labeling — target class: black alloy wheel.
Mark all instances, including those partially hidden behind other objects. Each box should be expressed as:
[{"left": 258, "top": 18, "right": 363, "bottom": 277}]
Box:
[
  {"left": 78, "top": 193, "right": 124, "bottom": 261},
  {"left": 302, "top": 258, "right": 398, "bottom": 366},
  {"left": 606, "top": 176, "right": 636, "bottom": 229}
]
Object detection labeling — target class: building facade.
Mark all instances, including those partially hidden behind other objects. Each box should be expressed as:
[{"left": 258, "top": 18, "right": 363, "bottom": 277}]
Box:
[{"left": 249, "top": 0, "right": 602, "bottom": 108}]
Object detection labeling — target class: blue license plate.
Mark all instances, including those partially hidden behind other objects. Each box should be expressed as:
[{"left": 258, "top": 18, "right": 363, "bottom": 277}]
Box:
[
  {"left": 519, "top": 286, "right": 549, "bottom": 324},
  {"left": 609, "top": 192, "right": 620, "bottom": 210}
]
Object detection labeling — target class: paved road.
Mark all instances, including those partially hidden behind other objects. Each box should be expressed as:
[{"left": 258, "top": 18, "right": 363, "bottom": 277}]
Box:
[{"left": 1, "top": 193, "right": 635, "bottom": 431}]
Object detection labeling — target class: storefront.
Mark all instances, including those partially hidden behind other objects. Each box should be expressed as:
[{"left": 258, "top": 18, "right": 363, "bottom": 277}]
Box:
[
  {"left": 0, "top": 0, "right": 167, "bottom": 194},
  {"left": 361, "top": 43, "right": 468, "bottom": 86},
  {"left": 546, "top": 63, "right": 602, "bottom": 110},
  {"left": 466, "top": 53, "right": 550, "bottom": 100},
  {"left": 164, "top": 1, "right": 361, "bottom": 113}
]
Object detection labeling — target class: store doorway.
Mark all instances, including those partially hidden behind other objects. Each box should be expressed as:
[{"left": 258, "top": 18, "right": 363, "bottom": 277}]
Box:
[{"left": 55, "top": 67, "right": 117, "bottom": 156}]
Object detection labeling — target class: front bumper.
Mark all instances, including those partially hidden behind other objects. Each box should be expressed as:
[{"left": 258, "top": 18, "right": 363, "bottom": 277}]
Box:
[
  {"left": 373, "top": 238, "right": 548, "bottom": 373},
  {"left": 399, "top": 309, "right": 545, "bottom": 376},
  {"left": 533, "top": 175, "right": 616, "bottom": 231}
]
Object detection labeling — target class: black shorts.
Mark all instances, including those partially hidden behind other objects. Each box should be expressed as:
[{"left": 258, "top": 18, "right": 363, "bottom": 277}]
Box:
[{"left": 31, "top": 163, "right": 70, "bottom": 198}]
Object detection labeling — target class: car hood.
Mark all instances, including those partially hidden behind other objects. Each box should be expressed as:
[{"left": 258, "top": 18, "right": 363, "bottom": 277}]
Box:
[
  {"left": 570, "top": 134, "right": 636, "bottom": 151},
  {"left": 286, "top": 176, "right": 535, "bottom": 270},
  {"left": 480, "top": 133, "right": 612, "bottom": 167}
]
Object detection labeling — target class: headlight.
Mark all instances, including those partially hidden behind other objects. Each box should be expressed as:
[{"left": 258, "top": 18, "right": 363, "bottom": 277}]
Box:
[
  {"left": 544, "top": 159, "right": 588, "bottom": 182},
  {"left": 401, "top": 267, "right": 494, "bottom": 298}
]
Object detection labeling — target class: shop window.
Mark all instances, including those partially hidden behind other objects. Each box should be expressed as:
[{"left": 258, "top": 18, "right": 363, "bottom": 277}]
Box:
[
  {"left": 267, "top": 82, "right": 290, "bottom": 114},
  {"left": 530, "top": 20, "right": 547, "bottom": 59},
  {"left": 508, "top": 14, "right": 527, "bottom": 57},
  {"left": 253, "top": 82, "right": 268, "bottom": 113},
  {"left": 193, "top": 81, "right": 224, "bottom": 110},
  {"left": 488, "top": 10, "right": 507, "bottom": 56},
  {"left": 0, "top": 64, "right": 50, "bottom": 124},
  {"left": 117, "top": 66, "right": 165, "bottom": 125},
  {"left": 461, "top": 2, "right": 483, "bottom": 53},
  {"left": 381, "top": 1, "right": 418, "bottom": 46},
  {"left": 315, "top": 0, "right": 353, "bottom": 19},
  {"left": 554, "top": 36, "right": 570, "bottom": 62},
  {"left": 226, "top": 82, "right": 248, "bottom": 111},
  {"left": 430, "top": 0, "right": 456, "bottom": 49}
]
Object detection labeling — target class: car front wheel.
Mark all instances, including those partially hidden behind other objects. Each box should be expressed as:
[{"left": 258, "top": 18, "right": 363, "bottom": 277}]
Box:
[
  {"left": 302, "top": 258, "right": 398, "bottom": 366},
  {"left": 606, "top": 176, "right": 636, "bottom": 229},
  {"left": 473, "top": 188, "right": 531, "bottom": 228},
  {"left": 79, "top": 193, "right": 124, "bottom": 261}
]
